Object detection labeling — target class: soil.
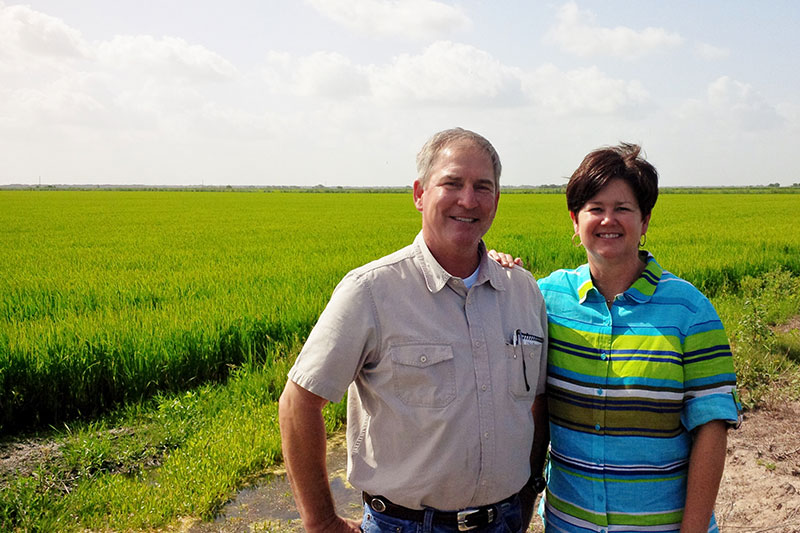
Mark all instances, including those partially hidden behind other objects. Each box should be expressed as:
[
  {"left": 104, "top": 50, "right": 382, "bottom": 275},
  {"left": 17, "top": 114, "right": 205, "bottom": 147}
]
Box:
[
  {"left": 179, "top": 401, "right": 800, "bottom": 533},
  {"left": 3, "top": 405, "right": 799, "bottom": 533}
]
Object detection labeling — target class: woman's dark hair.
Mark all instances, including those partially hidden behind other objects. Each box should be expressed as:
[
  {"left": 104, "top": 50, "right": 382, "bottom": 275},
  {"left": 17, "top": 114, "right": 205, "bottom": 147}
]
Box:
[{"left": 566, "top": 143, "right": 659, "bottom": 218}]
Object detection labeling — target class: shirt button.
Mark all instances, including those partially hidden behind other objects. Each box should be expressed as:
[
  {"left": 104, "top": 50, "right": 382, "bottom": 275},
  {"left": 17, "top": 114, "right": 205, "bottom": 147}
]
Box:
[
  {"left": 601, "top": 353, "right": 607, "bottom": 360},
  {"left": 595, "top": 424, "right": 601, "bottom": 431},
  {"left": 420, "top": 355, "right": 427, "bottom": 363},
  {"left": 481, "top": 385, "right": 487, "bottom": 392},
  {"left": 474, "top": 341, "right": 481, "bottom": 348},
  {"left": 484, "top": 432, "right": 490, "bottom": 439},
  {"left": 596, "top": 389, "right": 603, "bottom": 396}
]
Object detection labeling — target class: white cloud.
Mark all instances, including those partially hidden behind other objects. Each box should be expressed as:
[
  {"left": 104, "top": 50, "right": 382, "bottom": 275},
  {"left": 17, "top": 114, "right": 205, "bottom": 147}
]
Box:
[
  {"left": 522, "top": 64, "right": 650, "bottom": 116},
  {"left": 695, "top": 42, "right": 729, "bottom": 60},
  {"left": 707, "top": 76, "right": 782, "bottom": 129},
  {"left": 294, "top": 52, "right": 370, "bottom": 98},
  {"left": 370, "top": 41, "right": 520, "bottom": 105},
  {"left": 96, "top": 35, "right": 238, "bottom": 82},
  {"left": 0, "top": 3, "right": 88, "bottom": 60},
  {"left": 545, "top": 1, "right": 683, "bottom": 59},
  {"left": 677, "top": 76, "right": 782, "bottom": 131},
  {"left": 306, "top": 0, "right": 471, "bottom": 40},
  {"left": 259, "top": 51, "right": 369, "bottom": 100}
]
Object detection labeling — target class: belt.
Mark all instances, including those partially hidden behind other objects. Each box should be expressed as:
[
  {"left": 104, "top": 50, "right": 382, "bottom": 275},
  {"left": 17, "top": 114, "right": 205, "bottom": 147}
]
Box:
[{"left": 362, "top": 491, "right": 516, "bottom": 531}]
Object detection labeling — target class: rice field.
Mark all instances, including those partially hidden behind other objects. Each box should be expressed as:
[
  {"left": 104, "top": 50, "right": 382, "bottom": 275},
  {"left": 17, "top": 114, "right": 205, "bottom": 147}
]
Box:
[{"left": 1, "top": 190, "right": 799, "bottom": 433}]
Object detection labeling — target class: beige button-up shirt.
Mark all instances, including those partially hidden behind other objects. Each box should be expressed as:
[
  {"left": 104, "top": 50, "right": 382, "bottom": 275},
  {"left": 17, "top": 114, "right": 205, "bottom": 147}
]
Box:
[{"left": 288, "top": 232, "right": 548, "bottom": 511}]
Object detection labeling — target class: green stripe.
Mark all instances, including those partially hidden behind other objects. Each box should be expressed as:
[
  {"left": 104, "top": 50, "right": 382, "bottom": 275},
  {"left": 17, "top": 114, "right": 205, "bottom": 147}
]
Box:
[
  {"left": 551, "top": 463, "right": 686, "bottom": 485},
  {"left": 547, "top": 490, "right": 608, "bottom": 526},
  {"left": 607, "top": 509, "right": 683, "bottom": 526}
]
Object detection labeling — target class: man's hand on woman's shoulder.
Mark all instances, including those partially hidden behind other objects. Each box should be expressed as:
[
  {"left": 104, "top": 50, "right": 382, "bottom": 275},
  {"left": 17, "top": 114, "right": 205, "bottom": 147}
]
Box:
[{"left": 488, "top": 249, "right": 523, "bottom": 268}]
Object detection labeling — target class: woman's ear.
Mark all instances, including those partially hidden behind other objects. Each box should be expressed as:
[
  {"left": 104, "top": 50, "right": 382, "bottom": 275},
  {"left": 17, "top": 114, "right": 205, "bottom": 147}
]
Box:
[{"left": 641, "top": 213, "right": 651, "bottom": 235}]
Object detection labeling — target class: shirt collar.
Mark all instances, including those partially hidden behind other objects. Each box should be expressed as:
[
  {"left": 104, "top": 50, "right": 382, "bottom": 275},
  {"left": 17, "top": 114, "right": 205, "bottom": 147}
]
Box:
[
  {"left": 576, "top": 250, "right": 663, "bottom": 305},
  {"left": 413, "top": 231, "right": 505, "bottom": 294}
]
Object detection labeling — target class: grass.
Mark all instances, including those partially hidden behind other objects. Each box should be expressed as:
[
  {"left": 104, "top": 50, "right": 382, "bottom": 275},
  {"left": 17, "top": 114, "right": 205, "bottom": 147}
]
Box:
[{"left": 1, "top": 190, "right": 799, "bottom": 531}]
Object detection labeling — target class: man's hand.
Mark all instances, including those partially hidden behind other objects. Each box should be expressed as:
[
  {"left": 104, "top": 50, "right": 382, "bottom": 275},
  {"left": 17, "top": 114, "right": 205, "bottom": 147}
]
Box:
[
  {"left": 279, "top": 381, "right": 361, "bottom": 532},
  {"left": 487, "top": 249, "right": 523, "bottom": 268}
]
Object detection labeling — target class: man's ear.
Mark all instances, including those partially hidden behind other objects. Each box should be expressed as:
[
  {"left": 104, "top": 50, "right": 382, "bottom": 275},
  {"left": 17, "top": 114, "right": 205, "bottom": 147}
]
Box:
[{"left": 413, "top": 180, "right": 424, "bottom": 213}]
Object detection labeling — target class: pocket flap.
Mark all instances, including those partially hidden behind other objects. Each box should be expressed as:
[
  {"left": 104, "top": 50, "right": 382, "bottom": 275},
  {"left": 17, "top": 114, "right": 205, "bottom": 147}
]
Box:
[{"left": 390, "top": 344, "right": 454, "bottom": 368}]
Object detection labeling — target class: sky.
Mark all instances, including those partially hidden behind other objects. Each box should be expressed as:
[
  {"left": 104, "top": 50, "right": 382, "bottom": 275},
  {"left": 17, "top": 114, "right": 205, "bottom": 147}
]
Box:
[{"left": 1, "top": 0, "right": 798, "bottom": 187}]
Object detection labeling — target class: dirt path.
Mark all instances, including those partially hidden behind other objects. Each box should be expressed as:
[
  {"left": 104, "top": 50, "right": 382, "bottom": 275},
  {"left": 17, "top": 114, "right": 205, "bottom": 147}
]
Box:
[{"left": 183, "top": 402, "right": 800, "bottom": 533}]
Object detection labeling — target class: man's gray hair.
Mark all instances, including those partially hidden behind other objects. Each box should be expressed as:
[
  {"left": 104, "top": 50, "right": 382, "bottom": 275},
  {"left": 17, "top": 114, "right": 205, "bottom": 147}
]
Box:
[{"left": 415, "top": 128, "right": 502, "bottom": 188}]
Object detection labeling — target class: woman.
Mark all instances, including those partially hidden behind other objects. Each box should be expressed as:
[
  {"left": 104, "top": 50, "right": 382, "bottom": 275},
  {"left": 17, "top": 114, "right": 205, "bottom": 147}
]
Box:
[{"left": 493, "top": 143, "right": 740, "bottom": 532}]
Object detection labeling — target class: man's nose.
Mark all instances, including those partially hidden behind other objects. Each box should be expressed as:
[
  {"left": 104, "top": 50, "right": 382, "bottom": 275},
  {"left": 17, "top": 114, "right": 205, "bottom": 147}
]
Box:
[{"left": 457, "top": 187, "right": 478, "bottom": 208}]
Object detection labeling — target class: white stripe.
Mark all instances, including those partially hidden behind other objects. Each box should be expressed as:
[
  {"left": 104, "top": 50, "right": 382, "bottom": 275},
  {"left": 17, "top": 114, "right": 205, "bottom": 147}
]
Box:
[
  {"left": 549, "top": 376, "right": 683, "bottom": 401},
  {"left": 553, "top": 450, "right": 688, "bottom": 473},
  {"left": 685, "top": 385, "right": 734, "bottom": 398},
  {"left": 608, "top": 524, "right": 680, "bottom": 532}
]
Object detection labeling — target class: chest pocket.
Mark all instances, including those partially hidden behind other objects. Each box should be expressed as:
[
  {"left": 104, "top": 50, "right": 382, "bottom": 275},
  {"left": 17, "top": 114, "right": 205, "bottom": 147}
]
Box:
[
  {"left": 390, "top": 344, "right": 456, "bottom": 408},
  {"left": 506, "top": 341, "right": 543, "bottom": 400}
]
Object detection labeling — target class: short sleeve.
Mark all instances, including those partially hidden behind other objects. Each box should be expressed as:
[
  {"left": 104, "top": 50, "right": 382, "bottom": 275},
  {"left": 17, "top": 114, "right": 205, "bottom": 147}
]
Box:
[
  {"left": 288, "top": 272, "right": 379, "bottom": 403},
  {"left": 680, "top": 296, "right": 741, "bottom": 432}
]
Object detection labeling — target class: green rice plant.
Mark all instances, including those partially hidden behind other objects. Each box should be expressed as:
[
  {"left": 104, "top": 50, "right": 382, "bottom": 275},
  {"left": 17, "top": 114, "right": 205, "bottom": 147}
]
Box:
[{"left": 2, "top": 191, "right": 800, "bottom": 432}]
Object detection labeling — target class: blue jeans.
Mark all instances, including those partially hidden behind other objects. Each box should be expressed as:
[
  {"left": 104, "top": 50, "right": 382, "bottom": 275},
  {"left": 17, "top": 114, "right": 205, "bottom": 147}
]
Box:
[{"left": 360, "top": 496, "right": 524, "bottom": 533}]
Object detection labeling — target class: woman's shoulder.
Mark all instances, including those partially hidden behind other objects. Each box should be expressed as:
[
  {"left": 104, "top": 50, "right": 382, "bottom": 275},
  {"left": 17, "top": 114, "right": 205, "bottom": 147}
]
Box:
[
  {"left": 537, "top": 264, "right": 588, "bottom": 300},
  {"left": 539, "top": 264, "right": 585, "bottom": 285},
  {"left": 651, "top": 268, "right": 720, "bottom": 319},
  {"left": 656, "top": 269, "right": 707, "bottom": 298}
]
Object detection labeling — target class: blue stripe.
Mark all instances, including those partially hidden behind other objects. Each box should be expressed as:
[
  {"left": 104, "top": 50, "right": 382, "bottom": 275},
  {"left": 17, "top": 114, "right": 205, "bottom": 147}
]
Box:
[
  {"left": 550, "top": 339, "right": 684, "bottom": 363},
  {"left": 550, "top": 452, "right": 688, "bottom": 477},
  {"left": 549, "top": 368, "right": 684, "bottom": 391},
  {"left": 551, "top": 416, "right": 682, "bottom": 436},
  {"left": 684, "top": 344, "right": 730, "bottom": 357}
]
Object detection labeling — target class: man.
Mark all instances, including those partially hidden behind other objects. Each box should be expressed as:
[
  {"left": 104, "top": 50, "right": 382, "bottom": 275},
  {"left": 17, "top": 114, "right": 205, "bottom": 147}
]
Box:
[{"left": 278, "top": 128, "right": 549, "bottom": 533}]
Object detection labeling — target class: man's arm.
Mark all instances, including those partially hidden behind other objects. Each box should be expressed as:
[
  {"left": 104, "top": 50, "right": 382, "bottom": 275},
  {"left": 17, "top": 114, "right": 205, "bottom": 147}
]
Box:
[
  {"left": 520, "top": 393, "right": 549, "bottom": 528},
  {"left": 278, "top": 380, "right": 360, "bottom": 533},
  {"left": 680, "top": 420, "right": 727, "bottom": 533}
]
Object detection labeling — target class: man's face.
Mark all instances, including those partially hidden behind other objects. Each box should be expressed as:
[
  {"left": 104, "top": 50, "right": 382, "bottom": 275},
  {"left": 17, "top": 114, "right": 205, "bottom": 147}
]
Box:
[{"left": 413, "top": 140, "right": 499, "bottom": 264}]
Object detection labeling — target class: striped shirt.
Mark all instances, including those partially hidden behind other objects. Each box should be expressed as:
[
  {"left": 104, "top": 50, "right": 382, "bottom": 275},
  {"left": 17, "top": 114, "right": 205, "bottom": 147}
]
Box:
[{"left": 538, "top": 253, "right": 740, "bottom": 533}]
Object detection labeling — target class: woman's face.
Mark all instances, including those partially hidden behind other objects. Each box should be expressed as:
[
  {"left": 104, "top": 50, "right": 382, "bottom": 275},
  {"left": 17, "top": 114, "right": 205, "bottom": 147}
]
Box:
[{"left": 570, "top": 178, "right": 650, "bottom": 266}]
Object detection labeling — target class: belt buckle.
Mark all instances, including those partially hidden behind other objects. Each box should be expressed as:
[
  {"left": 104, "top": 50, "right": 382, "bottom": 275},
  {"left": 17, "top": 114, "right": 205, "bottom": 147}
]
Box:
[
  {"left": 369, "top": 497, "right": 387, "bottom": 513},
  {"left": 457, "top": 507, "right": 493, "bottom": 531}
]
